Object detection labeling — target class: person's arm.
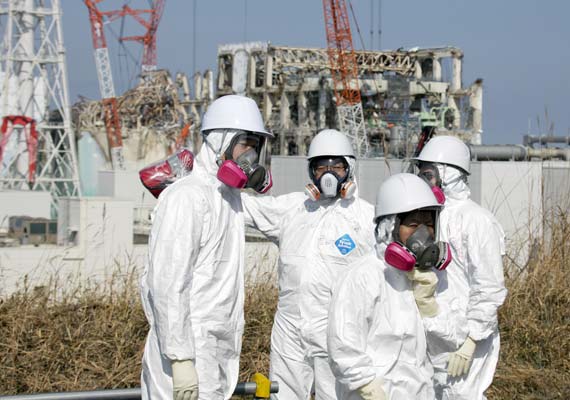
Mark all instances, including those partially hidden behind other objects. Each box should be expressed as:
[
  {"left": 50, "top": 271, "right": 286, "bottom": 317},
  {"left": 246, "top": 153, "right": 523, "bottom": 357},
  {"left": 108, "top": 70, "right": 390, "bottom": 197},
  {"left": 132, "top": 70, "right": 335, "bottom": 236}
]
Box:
[
  {"left": 445, "top": 217, "right": 507, "bottom": 378},
  {"left": 407, "top": 269, "right": 469, "bottom": 353},
  {"left": 146, "top": 188, "right": 205, "bottom": 361},
  {"left": 327, "top": 265, "right": 379, "bottom": 392},
  {"left": 241, "top": 191, "right": 303, "bottom": 242},
  {"left": 465, "top": 218, "right": 507, "bottom": 341}
]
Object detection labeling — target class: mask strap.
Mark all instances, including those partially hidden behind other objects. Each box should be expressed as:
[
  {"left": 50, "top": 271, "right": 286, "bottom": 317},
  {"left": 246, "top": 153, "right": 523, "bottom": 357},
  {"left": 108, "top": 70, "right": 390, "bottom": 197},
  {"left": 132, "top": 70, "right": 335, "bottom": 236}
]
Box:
[
  {"left": 393, "top": 215, "right": 402, "bottom": 242},
  {"left": 203, "top": 129, "right": 229, "bottom": 166}
]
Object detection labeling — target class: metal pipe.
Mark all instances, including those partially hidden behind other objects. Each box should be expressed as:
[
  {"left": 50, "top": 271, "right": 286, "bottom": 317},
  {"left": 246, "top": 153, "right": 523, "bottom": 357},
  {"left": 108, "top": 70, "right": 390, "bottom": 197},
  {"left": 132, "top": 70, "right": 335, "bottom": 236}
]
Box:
[
  {"left": 469, "top": 144, "right": 527, "bottom": 161},
  {"left": 0, "top": 389, "right": 141, "bottom": 400},
  {"left": 527, "top": 147, "right": 570, "bottom": 161},
  {"left": 523, "top": 135, "right": 570, "bottom": 146},
  {"left": 0, "top": 382, "right": 279, "bottom": 400},
  {"left": 234, "top": 381, "right": 279, "bottom": 395},
  {"left": 470, "top": 145, "right": 570, "bottom": 161}
]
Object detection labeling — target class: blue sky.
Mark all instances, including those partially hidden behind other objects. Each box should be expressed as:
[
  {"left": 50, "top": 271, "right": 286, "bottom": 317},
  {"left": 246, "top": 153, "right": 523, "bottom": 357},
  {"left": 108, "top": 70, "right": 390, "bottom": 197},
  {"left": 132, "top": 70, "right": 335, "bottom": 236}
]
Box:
[{"left": 62, "top": 0, "right": 569, "bottom": 145}]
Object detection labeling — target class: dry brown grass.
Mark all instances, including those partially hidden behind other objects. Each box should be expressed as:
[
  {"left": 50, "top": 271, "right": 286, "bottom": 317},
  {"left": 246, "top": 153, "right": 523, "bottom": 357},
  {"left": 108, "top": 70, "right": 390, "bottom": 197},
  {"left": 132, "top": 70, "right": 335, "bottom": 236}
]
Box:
[
  {"left": 487, "top": 214, "right": 570, "bottom": 400},
  {"left": 0, "top": 231, "right": 568, "bottom": 398},
  {"left": 0, "top": 271, "right": 147, "bottom": 394},
  {"left": 0, "top": 270, "right": 277, "bottom": 396}
]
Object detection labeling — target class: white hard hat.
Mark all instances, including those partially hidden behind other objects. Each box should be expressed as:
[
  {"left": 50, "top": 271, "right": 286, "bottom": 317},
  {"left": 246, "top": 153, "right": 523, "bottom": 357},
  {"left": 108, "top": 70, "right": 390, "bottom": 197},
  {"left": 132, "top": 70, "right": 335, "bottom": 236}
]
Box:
[
  {"left": 375, "top": 173, "right": 441, "bottom": 220},
  {"left": 201, "top": 95, "right": 273, "bottom": 137},
  {"left": 307, "top": 129, "right": 356, "bottom": 159},
  {"left": 412, "top": 135, "right": 471, "bottom": 174}
]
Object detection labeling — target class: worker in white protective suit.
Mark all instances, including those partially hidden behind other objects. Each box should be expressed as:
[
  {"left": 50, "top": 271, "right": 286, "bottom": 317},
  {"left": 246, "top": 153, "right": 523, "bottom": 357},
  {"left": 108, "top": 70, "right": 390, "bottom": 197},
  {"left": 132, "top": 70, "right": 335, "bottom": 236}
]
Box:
[
  {"left": 413, "top": 135, "right": 508, "bottom": 400},
  {"left": 328, "top": 173, "right": 468, "bottom": 400},
  {"left": 242, "top": 129, "right": 376, "bottom": 399},
  {"left": 140, "top": 95, "right": 274, "bottom": 400}
]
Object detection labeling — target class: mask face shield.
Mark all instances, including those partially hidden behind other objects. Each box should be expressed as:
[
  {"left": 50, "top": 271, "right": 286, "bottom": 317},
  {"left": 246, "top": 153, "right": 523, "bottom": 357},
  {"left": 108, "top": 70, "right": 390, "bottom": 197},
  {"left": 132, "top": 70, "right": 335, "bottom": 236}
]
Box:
[
  {"left": 383, "top": 207, "right": 451, "bottom": 271},
  {"left": 417, "top": 162, "right": 442, "bottom": 188},
  {"left": 218, "top": 131, "right": 272, "bottom": 192},
  {"left": 415, "top": 162, "right": 445, "bottom": 204},
  {"left": 308, "top": 156, "right": 349, "bottom": 198},
  {"left": 397, "top": 209, "right": 437, "bottom": 244}
]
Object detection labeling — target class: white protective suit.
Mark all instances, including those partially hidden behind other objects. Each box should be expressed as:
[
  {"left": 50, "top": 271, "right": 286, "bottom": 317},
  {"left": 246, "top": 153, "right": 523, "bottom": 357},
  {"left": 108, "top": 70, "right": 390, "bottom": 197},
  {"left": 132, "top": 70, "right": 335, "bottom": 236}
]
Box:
[
  {"left": 432, "top": 165, "right": 508, "bottom": 400},
  {"left": 140, "top": 130, "right": 246, "bottom": 400},
  {"left": 328, "top": 219, "right": 467, "bottom": 400},
  {"left": 242, "top": 190, "right": 375, "bottom": 400}
]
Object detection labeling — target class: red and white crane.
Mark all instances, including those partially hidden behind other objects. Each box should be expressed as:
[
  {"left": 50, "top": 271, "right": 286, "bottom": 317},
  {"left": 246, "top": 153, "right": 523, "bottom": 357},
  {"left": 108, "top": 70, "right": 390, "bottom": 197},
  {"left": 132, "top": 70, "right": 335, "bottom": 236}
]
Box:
[
  {"left": 102, "top": 0, "right": 166, "bottom": 73},
  {"left": 84, "top": 0, "right": 125, "bottom": 170},
  {"left": 83, "top": 0, "right": 166, "bottom": 169},
  {"left": 322, "top": 0, "right": 369, "bottom": 157}
]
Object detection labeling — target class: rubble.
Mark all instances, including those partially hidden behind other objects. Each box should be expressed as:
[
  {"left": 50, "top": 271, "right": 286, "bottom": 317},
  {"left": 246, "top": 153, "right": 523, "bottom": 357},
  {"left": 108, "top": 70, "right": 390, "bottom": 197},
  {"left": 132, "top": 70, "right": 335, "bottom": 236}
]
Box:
[
  {"left": 72, "top": 69, "right": 212, "bottom": 166},
  {"left": 72, "top": 43, "right": 484, "bottom": 163}
]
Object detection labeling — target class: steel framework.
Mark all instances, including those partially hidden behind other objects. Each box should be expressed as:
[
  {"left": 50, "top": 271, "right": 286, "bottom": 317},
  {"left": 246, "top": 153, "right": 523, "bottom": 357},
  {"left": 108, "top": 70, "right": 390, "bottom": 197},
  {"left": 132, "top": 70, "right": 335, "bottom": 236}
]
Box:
[
  {"left": 102, "top": 0, "right": 165, "bottom": 72},
  {"left": 84, "top": 0, "right": 124, "bottom": 169},
  {"left": 0, "top": 0, "right": 81, "bottom": 212},
  {"left": 322, "top": 0, "right": 369, "bottom": 157}
]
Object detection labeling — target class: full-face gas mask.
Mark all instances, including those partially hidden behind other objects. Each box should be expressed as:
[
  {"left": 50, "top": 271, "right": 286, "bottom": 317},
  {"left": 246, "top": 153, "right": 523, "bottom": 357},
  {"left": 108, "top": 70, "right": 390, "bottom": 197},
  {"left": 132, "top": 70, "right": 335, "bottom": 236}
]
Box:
[
  {"left": 305, "top": 156, "right": 356, "bottom": 201},
  {"left": 215, "top": 131, "right": 272, "bottom": 193},
  {"left": 139, "top": 148, "right": 194, "bottom": 198},
  {"left": 380, "top": 210, "right": 452, "bottom": 272},
  {"left": 417, "top": 162, "right": 446, "bottom": 204}
]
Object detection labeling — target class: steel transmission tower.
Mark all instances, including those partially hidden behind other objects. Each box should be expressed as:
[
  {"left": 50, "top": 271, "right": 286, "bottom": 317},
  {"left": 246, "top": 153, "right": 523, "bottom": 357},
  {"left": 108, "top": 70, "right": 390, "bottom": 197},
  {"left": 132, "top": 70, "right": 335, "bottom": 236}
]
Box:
[
  {"left": 0, "top": 0, "right": 80, "bottom": 211},
  {"left": 322, "top": 0, "right": 369, "bottom": 157}
]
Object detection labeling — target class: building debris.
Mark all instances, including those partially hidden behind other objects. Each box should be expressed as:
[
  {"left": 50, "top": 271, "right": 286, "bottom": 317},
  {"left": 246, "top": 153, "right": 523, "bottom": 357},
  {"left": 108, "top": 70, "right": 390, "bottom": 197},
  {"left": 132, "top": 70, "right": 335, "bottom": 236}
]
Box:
[
  {"left": 72, "top": 69, "right": 212, "bottom": 166},
  {"left": 217, "top": 42, "right": 483, "bottom": 157}
]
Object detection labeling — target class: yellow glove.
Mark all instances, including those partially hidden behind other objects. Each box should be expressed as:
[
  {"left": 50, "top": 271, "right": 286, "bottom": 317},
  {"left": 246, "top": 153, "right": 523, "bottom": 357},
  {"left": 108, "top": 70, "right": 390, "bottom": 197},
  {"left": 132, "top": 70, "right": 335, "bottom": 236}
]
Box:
[
  {"left": 447, "top": 337, "right": 477, "bottom": 377},
  {"left": 172, "top": 359, "right": 199, "bottom": 400},
  {"left": 406, "top": 269, "right": 439, "bottom": 317},
  {"left": 357, "top": 377, "right": 386, "bottom": 400}
]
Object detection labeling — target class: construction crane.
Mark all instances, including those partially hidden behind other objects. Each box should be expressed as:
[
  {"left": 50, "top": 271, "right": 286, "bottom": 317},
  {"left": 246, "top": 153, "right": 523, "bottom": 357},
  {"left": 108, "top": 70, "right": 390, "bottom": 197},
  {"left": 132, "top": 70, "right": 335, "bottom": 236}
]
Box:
[
  {"left": 102, "top": 0, "right": 166, "bottom": 73},
  {"left": 84, "top": 0, "right": 125, "bottom": 170},
  {"left": 322, "top": 0, "right": 369, "bottom": 157}
]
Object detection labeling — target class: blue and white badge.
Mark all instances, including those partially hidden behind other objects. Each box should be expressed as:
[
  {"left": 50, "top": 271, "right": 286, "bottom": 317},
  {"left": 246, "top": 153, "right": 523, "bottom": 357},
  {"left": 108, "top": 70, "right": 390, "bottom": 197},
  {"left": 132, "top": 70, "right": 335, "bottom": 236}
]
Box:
[{"left": 335, "top": 233, "right": 356, "bottom": 255}]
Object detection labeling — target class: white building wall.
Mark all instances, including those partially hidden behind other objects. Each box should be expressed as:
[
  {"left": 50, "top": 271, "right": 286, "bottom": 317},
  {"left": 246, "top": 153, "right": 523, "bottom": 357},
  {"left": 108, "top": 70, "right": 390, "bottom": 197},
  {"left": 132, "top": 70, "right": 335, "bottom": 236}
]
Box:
[
  {"left": 270, "top": 157, "right": 549, "bottom": 265},
  {"left": 478, "top": 162, "right": 543, "bottom": 264},
  {"left": 2, "top": 158, "right": 570, "bottom": 296}
]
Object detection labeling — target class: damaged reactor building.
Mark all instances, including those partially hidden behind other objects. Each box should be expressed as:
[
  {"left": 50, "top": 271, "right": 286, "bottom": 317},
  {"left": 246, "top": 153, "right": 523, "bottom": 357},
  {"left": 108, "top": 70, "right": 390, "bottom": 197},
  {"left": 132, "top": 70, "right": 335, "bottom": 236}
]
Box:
[
  {"left": 215, "top": 42, "right": 483, "bottom": 158},
  {"left": 72, "top": 42, "right": 483, "bottom": 167}
]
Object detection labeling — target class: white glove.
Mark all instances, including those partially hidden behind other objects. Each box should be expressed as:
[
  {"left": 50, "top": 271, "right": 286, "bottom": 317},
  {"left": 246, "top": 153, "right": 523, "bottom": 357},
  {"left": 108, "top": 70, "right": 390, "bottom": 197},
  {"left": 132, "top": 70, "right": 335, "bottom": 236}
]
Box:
[
  {"left": 406, "top": 269, "right": 439, "bottom": 317},
  {"left": 172, "top": 359, "right": 199, "bottom": 400},
  {"left": 447, "top": 337, "right": 477, "bottom": 377},
  {"left": 357, "top": 377, "right": 386, "bottom": 400}
]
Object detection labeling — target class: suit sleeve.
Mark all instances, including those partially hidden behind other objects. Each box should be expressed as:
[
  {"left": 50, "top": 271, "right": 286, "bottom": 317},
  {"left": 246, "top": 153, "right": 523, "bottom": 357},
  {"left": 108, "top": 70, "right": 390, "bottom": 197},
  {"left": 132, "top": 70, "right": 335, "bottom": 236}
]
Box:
[
  {"left": 465, "top": 218, "right": 508, "bottom": 340},
  {"left": 241, "top": 192, "right": 303, "bottom": 243},
  {"left": 145, "top": 187, "right": 206, "bottom": 360},
  {"left": 328, "top": 266, "right": 378, "bottom": 391}
]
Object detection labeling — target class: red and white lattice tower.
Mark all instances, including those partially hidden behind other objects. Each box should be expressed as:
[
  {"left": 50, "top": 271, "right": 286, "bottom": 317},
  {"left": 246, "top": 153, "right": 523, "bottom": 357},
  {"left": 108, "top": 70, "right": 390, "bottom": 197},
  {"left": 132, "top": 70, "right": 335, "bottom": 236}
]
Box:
[
  {"left": 322, "top": 0, "right": 369, "bottom": 157},
  {"left": 106, "top": 0, "right": 165, "bottom": 73},
  {"left": 84, "top": 0, "right": 125, "bottom": 170},
  {"left": 0, "top": 0, "right": 81, "bottom": 211}
]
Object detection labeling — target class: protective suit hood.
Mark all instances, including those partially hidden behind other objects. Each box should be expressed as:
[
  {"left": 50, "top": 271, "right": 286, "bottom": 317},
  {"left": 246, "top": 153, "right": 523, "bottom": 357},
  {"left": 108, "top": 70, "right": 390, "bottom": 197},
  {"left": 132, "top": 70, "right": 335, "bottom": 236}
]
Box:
[
  {"left": 374, "top": 215, "right": 396, "bottom": 258},
  {"left": 437, "top": 164, "right": 471, "bottom": 201},
  {"left": 196, "top": 129, "right": 239, "bottom": 178}
]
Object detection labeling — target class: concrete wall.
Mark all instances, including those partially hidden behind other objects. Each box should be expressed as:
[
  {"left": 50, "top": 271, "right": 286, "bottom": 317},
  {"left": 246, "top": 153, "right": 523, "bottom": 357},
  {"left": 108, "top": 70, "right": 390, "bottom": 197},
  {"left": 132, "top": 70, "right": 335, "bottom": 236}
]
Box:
[
  {"left": 98, "top": 169, "right": 158, "bottom": 234},
  {"left": 0, "top": 241, "right": 278, "bottom": 296},
  {"left": 269, "top": 157, "right": 568, "bottom": 263},
  {"left": 477, "top": 162, "right": 543, "bottom": 265},
  {"left": 98, "top": 169, "right": 156, "bottom": 207},
  {"left": 3, "top": 158, "right": 570, "bottom": 296},
  {"left": 57, "top": 197, "right": 135, "bottom": 271}
]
